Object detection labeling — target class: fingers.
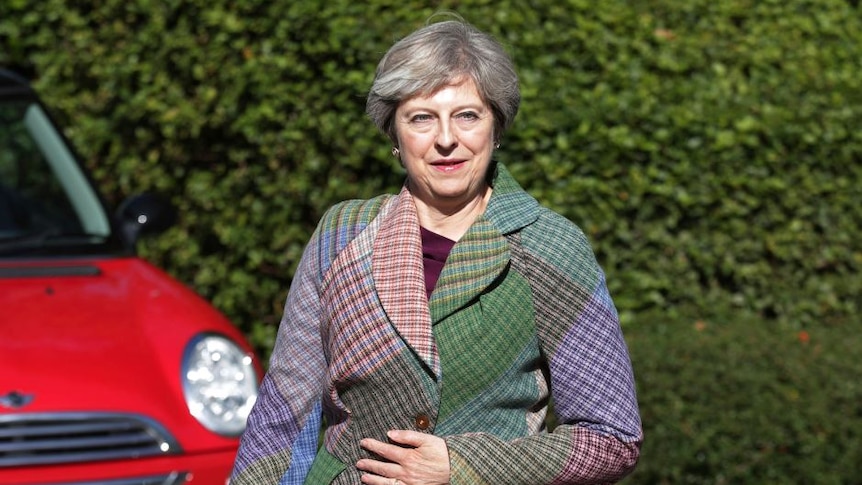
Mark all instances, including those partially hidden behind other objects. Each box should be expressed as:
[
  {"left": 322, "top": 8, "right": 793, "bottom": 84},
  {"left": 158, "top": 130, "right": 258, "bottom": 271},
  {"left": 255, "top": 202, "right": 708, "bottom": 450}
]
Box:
[
  {"left": 357, "top": 431, "right": 451, "bottom": 485},
  {"left": 360, "top": 436, "right": 408, "bottom": 462},
  {"left": 358, "top": 467, "right": 402, "bottom": 485},
  {"left": 357, "top": 460, "right": 400, "bottom": 484},
  {"left": 359, "top": 477, "right": 402, "bottom": 485},
  {"left": 385, "top": 429, "right": 428, "bottom": 447}
]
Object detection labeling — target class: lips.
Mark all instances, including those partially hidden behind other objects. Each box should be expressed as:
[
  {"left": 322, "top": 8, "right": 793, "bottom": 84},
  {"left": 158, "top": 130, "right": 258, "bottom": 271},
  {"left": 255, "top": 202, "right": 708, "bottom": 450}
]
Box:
[{"left": 431, "top": 159, "right": 466, "bottom": 171}]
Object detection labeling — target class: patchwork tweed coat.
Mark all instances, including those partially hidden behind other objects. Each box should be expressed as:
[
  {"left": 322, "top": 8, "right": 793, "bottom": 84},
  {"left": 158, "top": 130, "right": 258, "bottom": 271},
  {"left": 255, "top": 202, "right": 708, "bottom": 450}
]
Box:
[{"left": 231, "top": 164, "right": 642, "bottom": 484}]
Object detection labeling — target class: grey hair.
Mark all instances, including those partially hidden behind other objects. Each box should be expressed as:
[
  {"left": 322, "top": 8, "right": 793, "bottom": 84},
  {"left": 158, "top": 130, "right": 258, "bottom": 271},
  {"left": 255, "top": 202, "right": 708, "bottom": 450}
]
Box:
[{"left": 366, "top": 18, "right": 521, "bottom": 145}]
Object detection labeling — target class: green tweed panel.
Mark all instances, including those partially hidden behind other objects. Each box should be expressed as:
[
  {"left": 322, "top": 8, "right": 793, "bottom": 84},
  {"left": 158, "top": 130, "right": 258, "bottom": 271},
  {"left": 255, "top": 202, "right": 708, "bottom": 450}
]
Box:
[
  {"left": 434, "top": 333, "right": 542, "bottom": 439},
  {"left": 429, "top": 216, "right": 509, "bottom": 324},
  {"left": 520, "top": 211, "right": 600, "bottom": 296},
  {"left": 434, "top": 266, "right": 538, "bottom": 425},
  {"left": 305, "top": 446, "right": 346, "bottom": 484},
  {"left": 483, "top": 164, "right": 539, "bottom": 235},
  {"left": 515, "top": 214, "right": 603, "bottom": 357}
]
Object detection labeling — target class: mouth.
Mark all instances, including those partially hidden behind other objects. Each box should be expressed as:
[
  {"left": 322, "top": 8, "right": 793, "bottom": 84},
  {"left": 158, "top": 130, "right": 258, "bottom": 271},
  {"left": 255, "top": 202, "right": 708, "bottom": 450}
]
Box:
[{"left": 430, "top": 159, "right": 466, "bottom": 172}]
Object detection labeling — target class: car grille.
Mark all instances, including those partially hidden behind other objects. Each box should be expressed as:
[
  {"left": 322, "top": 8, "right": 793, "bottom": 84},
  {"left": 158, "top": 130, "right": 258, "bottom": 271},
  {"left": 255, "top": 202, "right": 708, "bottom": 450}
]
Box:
[
  {"left": 35, "top": 473, "right": 189, "bottom": 485},
  {"left": 0, "top": 412, "right": 182, "bottom": 467}
]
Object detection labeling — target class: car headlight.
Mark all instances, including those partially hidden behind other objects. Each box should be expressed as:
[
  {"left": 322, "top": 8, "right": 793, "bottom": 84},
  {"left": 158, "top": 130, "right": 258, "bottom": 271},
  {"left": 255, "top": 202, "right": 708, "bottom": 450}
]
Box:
[{"left": 182, "top": 333, "right": 258, "bottom": 436}]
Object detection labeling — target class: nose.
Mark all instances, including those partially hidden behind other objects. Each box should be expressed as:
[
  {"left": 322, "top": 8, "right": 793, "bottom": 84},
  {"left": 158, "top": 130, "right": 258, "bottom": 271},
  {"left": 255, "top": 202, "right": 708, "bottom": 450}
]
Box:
[{"left": 435, "top": 120, "right": 457, "bottom": 151}]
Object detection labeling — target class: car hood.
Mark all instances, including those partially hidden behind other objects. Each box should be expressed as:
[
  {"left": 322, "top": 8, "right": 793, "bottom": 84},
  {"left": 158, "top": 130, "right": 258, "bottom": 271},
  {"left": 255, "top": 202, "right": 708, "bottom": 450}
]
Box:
[{"left": 0, "top": 257, "right": 248, "bottom": 447}]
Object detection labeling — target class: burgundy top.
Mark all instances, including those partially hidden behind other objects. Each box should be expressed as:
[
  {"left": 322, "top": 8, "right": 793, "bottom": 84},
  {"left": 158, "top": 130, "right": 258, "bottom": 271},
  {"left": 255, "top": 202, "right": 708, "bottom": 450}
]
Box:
[{"left": 420, "top": 226, "right": 456, "bottom": 299}]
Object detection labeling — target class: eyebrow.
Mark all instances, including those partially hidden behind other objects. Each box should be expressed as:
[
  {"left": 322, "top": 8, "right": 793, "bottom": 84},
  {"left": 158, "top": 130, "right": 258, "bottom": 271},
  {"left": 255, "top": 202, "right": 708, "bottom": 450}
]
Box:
[{"left": 399, "top": 102, "right": 487, "bottom": 115}]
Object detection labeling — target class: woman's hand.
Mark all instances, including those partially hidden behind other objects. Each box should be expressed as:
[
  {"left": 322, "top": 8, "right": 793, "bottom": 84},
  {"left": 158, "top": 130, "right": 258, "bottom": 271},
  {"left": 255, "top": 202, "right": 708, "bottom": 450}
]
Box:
[{"left": 357, "top": 430, "right": 450, "bottom": 485}]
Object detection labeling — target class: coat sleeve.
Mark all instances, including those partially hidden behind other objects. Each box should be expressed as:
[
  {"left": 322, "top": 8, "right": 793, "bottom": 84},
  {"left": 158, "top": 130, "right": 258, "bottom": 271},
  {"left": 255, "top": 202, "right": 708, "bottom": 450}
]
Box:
[
  {"left": 229, "top": 225, "right": 328, "bottom": 485},
  {"left": 444, "top": 215, "right": 642, "bottom": 485}
]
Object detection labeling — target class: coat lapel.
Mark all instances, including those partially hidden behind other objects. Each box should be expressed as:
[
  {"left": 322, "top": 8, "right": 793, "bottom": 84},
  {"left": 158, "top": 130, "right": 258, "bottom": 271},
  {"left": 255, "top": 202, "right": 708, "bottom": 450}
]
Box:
[
  {"left": 429, "top": 216, "right": 510, "bottom": 324},
  {"left": 423, "top": 163, "right": 538, "bottom": 323},
  {"left": 370, "top": 165, "right": 532, "bottom": 377},
  {"left": 372, "top": 189, "right": 441, "bottom": 378}
]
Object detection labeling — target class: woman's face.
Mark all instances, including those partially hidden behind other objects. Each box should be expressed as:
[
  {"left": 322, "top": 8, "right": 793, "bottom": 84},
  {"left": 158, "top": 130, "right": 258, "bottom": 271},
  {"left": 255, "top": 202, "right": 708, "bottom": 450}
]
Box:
[{"left": 394, "top": 77, "right": 495, "bottom": 212}]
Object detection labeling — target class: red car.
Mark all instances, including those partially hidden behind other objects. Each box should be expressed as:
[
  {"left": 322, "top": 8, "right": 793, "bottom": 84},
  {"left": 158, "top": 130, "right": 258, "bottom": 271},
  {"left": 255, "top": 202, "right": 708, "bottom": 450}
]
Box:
[{"left": 0, "top": 69, "right": 261, "bottom": 484}]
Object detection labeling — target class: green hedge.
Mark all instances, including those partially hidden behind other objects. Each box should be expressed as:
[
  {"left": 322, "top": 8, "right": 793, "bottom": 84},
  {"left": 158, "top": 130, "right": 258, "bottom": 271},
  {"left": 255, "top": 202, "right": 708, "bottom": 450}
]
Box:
[
  {"left": 2, "top": 0, "right": 859, "bottom": 342},
  {"left": 623, "top": 304, "right": 861, "bottom": 484},
  {"left": 2, "top": 1, "right": 860, "bottom": 481}
]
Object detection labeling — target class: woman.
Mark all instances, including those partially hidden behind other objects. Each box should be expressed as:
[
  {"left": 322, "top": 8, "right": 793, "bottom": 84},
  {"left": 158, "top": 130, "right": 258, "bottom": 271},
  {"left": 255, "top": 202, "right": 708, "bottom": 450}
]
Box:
[{"left": 231, "top": 17, "right": 642, "bottom": 485}]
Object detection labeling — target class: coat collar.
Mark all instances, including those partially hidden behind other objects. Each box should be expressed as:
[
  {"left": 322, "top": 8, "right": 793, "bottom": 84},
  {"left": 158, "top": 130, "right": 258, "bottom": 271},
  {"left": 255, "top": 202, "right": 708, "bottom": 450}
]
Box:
[
  {"left": 430, "top": 163, "right": 540, "bottom": 321},
  {"left": 482, "top": 163, "right": 541, "bottom": 235},
  {"left": 370, "top": 164, "right": 540, "bottom": 376}
]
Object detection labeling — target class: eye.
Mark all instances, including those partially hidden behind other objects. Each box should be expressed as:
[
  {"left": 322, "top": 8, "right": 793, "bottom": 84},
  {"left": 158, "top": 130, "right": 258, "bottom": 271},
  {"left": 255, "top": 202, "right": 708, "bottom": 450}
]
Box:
[
  {"left": 410, "top": 113, "right": 434, "bottom": 123},
  {"left": 456, "top": 111, "right": 480, "bottom": 121}
]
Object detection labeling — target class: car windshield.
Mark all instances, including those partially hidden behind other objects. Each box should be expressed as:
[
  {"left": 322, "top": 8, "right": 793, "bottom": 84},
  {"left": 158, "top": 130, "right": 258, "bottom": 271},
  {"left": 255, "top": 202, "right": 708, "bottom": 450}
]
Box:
[{"left": 0, "top": 98, "right": 118, "bottom": 256}]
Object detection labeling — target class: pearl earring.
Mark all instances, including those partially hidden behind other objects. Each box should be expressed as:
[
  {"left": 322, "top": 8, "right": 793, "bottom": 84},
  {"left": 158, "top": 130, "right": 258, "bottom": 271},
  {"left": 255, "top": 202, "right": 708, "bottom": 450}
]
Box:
[{"left": 391, "top": 147, "right": 400, "bottom": 157}]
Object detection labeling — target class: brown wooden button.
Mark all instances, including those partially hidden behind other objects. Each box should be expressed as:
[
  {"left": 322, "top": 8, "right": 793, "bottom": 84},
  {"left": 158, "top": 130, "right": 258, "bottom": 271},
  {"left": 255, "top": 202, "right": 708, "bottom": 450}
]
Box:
[{"left": 415, "top": 414, "right": 431, "bottom": 430}]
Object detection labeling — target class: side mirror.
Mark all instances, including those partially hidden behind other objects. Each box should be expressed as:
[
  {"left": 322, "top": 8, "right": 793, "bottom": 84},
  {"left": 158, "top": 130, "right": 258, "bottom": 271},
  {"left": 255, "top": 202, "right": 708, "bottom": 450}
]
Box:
[{"left": 116, "top": 193, "right": 177, "bottom": 247}]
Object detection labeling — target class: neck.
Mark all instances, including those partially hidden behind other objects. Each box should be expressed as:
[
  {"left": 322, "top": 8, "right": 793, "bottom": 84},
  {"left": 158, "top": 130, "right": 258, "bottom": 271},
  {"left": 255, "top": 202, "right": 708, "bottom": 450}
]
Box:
[{"left": 411, "top": 185, "right": 492, "bottom": 241}]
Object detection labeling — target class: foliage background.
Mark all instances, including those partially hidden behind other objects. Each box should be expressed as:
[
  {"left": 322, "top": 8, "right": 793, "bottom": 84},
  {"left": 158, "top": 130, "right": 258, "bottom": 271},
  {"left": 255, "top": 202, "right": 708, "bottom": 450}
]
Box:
[{"left": 2, "top": 0, "right": 860, "bottom": 482}]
